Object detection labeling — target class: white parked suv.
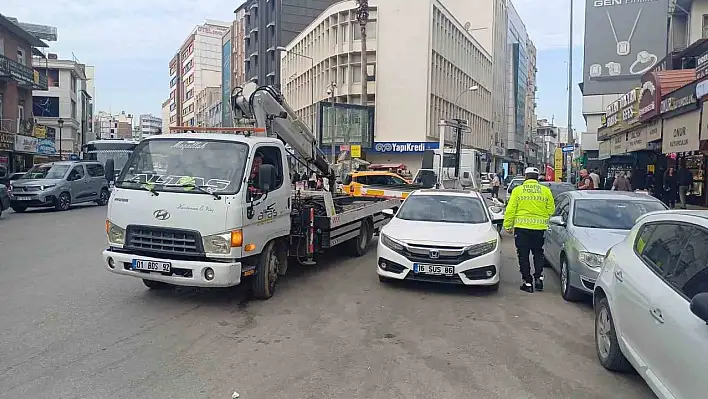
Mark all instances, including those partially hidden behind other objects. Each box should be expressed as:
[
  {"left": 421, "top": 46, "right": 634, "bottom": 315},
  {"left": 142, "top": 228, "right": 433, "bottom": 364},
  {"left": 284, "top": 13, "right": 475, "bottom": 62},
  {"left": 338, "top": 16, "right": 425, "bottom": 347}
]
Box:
[
  {"left": 593, "top": 210, "right": 708, "bottom": 399},
  {"left": 377, "top": 189, "right": 504, "bottom": 289}
]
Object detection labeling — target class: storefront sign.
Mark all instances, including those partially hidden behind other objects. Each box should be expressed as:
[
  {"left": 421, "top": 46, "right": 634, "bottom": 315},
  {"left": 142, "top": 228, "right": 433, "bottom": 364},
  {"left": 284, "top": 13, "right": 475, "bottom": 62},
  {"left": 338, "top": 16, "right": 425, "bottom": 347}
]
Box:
[
  {"left": 626, "top": 127, "right": 648, "bottom": 152},
  {"left": 639, "top": 73, "right": 661, "bottom": 121},
  {"left": 598, "top": 88, "right": 640, "bottom": 141},
  {"left": 646, "top": 120, "right": 662, "bottom": 142},
  {"left": 553, "top": 148, "right": 563, "bottom": 182},
  {"left": 0, "top": 132, "right": 14, "bottom": 151},
  {"left": 33, "top": 125, "right": 47, "bottom": 139},
  {"left": 371, "top": 142, "right": 439, "bottom": 153},
  {"left": 702, "top": 101, "right": 708, "bottom": 141},
  {"left": 697, "top": 50, "right": 708, "bottom": 80},
  {"left": 14, "top": 134, "right": 38, "bottom": 153},
  {"left": 661, "top": 110, "right": 700, "bottom": 154},
  {"left": 610, "top": 134, "right": 627, "bottom": 155},
  {"left": 660, "top": 82, "right": 698, "bottom": 116},
  {"left": 598, "top": 140, "right": 611, "bottom": 160},
  {"left": 697, "top": 80, "right": 708, "bottom": 99},
  {"left": 491, "top": 145, "right": 506, "bottom": 157},
  {"left": 37, "top": 139, "right": 56, "bottom": 155}
]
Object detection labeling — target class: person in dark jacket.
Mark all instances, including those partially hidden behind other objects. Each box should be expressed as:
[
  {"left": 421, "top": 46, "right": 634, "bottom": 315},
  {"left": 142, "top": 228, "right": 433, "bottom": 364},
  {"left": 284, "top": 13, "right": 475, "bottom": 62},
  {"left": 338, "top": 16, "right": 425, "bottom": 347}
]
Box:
[
  {"left": 645, "top": 171, "right": 655, "bottom": 196},
  {"left": 664, "top": 167, "right": 679, "bottom": 209},
  {"left": 678, "top": 162, "right": 694, "bottom": 209}
]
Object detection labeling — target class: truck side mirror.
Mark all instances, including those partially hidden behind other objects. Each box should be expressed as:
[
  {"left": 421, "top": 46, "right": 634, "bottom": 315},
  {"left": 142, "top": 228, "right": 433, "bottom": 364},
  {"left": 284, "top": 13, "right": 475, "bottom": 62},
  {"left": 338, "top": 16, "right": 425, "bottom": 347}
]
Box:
[
  {"left": 258, "top": 164, "right": 276, "bottom": 192},
  {"left": 105, "top": 159, "right": 115, "bottom": 182}
]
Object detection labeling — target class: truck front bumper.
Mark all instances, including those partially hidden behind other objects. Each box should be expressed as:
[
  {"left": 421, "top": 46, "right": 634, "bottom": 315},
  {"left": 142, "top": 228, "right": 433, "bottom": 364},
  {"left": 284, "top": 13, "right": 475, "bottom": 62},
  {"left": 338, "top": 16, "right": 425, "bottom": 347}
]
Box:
[{"left": 102, "top": 250, "right": 243, "bottom": 288}]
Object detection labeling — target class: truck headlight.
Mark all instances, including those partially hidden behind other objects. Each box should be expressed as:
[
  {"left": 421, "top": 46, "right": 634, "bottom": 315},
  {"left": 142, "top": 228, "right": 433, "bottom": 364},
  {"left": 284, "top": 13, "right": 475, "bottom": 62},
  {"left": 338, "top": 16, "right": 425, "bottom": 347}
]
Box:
[
  {"left": 579, "top": 252, "right": 605, "bottom": 268},
  {"left": 105, "top": 220, "right": 125, "bottom": 245},
  {"left": 202, "top": 233, "right": 231, "bottom": 254},
  {"left": 467, "top": 239, "right": 497, "bottom": 257}
]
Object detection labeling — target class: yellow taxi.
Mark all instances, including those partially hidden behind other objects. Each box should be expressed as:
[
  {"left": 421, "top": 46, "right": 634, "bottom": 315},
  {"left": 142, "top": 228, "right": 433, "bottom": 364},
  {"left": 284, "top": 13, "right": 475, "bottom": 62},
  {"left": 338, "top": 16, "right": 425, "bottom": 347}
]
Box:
[{"left": 342, "top": 171, "right": 411, "bottom": 196}]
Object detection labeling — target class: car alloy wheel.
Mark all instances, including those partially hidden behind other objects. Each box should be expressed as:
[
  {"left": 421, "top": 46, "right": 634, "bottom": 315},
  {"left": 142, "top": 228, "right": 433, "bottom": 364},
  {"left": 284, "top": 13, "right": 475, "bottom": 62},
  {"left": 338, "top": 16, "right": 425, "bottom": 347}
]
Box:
[
  {"left": 596, "top": 306, "right": 612, "bottom": 360},
  {"left": 58, "top": 193, "right": 71, "bottom": 211},
  {"left": 560, "top": 260, "right": 569, "bottom": 293}
]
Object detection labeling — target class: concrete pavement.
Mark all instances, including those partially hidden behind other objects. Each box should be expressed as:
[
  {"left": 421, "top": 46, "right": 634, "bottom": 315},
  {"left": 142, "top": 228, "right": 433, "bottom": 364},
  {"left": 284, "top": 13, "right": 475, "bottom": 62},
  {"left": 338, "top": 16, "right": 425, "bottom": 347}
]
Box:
[{"left": 0, "top": 206, "right": 654, "bottom": 399}]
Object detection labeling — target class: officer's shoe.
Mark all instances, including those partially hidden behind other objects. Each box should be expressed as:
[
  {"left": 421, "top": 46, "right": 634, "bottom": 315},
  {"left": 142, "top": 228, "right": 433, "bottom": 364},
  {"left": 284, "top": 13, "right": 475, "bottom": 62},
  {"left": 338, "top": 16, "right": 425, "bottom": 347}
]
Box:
[
  {"left": 519, "top": 282, "right": 534, "bottom": 293},
  {"left": 534, "top": 276, "right": 544, "bottom": 291}
]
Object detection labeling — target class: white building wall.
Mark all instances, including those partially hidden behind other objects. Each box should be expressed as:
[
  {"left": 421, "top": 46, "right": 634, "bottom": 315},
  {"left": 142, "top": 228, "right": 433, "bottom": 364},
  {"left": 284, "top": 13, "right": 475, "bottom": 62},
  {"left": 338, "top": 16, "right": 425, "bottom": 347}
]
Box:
[{"left": 161, "top": 101, "right": 171, "bottom": 134}]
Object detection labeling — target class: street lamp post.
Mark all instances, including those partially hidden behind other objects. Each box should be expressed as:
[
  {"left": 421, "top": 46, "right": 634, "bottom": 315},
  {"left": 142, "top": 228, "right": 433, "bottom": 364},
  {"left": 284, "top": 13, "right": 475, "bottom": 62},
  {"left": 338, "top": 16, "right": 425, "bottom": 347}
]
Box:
[
  {"left": 57, "top": 118, "right": 64, "bottom": 159},
  {"left": 326, "top": 82, "right": 337, "bottom": 164},
  {"left": 452, "top": 86, "right": 479, "bottom": 178},
  {"left": 276, "top": 47, "right": 315, "bottom": 132}
]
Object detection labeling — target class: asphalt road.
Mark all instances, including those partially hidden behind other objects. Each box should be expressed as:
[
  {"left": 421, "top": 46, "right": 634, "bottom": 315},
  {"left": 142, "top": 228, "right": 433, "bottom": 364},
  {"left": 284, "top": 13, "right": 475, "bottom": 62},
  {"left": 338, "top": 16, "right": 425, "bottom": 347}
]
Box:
[{"left": 0, "top": 205, "right": 655, "bottom": 399}]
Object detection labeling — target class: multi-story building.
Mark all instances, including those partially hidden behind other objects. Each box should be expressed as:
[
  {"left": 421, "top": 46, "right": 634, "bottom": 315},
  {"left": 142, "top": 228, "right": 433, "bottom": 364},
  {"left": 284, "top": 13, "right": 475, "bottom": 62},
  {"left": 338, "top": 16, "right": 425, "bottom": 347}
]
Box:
[
  {"left": 194, "top": 86, "right": 221, "bottom": 127},
  {"left": 95, "top": 111, "right": 133, "bottom": 140},
  {"left": 221, "top": 4, "right": 248, "bottom": 127},
  {"left": 525, "top": 38, "right": 538, "bottom": 163},
  {"left": 32, "top": 54, "right": 93, "bottom": 157},
  {"left": 139, "top": 114, "right": 162, "bottom": 139},
  {"left": 161, "top": 98, "right": 170, "bottom": 134},
  {"left": 535, "top": 118, "right": 558, "bottom": 168},
  {"left": 281, "top": 0, "right": 493, "bottom": 172},
  {"left": 243, "top": 0, "right": 342, "bottom": 86},
  {"left": 169, "top": 20, "right": 230, "bottom": 128},
  {"left": 0, "top": 14, "right": 49, "bottom": 173},
  {"left": 506, "top": 1, "right": 529, "bottom": 168}
]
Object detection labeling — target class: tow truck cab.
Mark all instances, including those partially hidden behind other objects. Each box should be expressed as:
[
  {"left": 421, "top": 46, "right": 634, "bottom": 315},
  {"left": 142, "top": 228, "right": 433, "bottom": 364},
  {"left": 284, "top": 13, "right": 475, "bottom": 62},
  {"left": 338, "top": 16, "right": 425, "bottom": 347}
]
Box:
[{"left": 102, "top": 133, "right": 291, "bottom": 289}]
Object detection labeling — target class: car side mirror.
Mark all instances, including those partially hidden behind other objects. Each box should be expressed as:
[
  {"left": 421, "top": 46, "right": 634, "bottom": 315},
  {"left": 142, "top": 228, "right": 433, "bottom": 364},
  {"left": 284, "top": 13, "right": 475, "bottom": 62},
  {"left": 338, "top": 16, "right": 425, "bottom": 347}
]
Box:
[
  {"left": 690, "top": 292, "right": 708, "bottom": 324},
  {"left": 549, "top": 215, "right": 565, "bottom": 226},
  {"left": 105, "top": 159, "right": 115, "bottom": 182},
  {"left": 258, "top": 164, "right": 276, "bottom": 192},
  {"left": 381, "top": 208, "right": 395, "bottom": 218}
]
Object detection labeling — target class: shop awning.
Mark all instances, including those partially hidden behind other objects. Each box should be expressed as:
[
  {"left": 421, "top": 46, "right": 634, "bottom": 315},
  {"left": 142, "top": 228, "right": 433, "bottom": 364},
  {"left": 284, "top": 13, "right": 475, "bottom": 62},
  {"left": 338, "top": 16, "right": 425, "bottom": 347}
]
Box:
[{"left": 654, "top": 69, "right": 696, "bottom": 96}]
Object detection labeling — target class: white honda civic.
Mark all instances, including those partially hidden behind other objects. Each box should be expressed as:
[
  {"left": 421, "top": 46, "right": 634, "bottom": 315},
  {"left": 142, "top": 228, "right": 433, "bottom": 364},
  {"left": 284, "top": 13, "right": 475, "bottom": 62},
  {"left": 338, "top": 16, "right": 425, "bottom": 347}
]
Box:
[{"left": 377, "top": 189, "right": 504, "bottom": 290}]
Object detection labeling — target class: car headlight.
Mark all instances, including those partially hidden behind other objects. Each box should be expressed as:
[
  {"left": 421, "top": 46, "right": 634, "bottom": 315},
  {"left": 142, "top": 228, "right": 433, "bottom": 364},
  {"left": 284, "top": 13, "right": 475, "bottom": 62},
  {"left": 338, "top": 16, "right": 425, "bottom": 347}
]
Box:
[
  {"left": 202, "top": 233, "right": 232, "bottom": 254},
  {"left": 40, "top": 184, "right": 56, "bottom": 191},
  {"left": 105, "top": 220, "right": 125, "bottom": 245},
  {"left": 579, "top": 251, "right": 605, "bottom": 268},
  {"left": 489, "top": 206, "right": 502, "bottom": 214},
  {"left": 380, "top": 233, "right": 405, "bottom": 252},
  {"left": 467, "top": 239, "right": 497, "bottom": 257}
]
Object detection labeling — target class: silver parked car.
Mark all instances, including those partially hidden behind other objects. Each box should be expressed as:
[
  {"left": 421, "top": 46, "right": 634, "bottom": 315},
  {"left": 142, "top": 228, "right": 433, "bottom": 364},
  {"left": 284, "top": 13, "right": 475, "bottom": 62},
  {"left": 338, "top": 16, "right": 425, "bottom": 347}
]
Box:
[
  {"left": 543, "top": 191, "right": 667, "bottom": 301},
  {"left": 9, "top": 161, "right": 110, "bottom": 212}
]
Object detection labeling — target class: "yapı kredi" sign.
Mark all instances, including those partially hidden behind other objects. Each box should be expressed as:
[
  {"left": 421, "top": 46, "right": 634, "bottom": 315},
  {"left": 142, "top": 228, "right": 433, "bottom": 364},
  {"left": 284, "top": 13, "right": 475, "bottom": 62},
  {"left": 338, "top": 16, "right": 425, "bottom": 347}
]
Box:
[{"left": 372, "top": 142, "right": 440, "bottom": 153}]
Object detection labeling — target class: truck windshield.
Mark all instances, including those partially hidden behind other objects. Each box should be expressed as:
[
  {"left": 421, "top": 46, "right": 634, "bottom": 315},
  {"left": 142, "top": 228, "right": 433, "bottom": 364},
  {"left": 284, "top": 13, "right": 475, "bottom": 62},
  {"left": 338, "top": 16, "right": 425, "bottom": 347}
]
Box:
[{"left": 116, "top": 138, "right": 249, "bottom": 194}]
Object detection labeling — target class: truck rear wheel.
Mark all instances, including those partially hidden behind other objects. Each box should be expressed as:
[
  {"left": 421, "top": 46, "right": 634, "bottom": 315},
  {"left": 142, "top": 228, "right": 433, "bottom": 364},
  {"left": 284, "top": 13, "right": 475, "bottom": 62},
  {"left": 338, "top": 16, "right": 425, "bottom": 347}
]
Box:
[
  {"left": 349, "top": 219, "right": 373, "bottom": 257},
  {"left": 252, "top": 241, "right": 281, "bottom": 299}
]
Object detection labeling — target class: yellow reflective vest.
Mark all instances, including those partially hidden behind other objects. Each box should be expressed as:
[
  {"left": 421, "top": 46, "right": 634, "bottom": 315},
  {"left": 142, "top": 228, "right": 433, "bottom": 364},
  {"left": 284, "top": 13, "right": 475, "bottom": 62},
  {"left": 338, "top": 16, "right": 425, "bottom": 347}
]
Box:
[{"left": 503, "top": 179, "right": 555, "bottom": 231}]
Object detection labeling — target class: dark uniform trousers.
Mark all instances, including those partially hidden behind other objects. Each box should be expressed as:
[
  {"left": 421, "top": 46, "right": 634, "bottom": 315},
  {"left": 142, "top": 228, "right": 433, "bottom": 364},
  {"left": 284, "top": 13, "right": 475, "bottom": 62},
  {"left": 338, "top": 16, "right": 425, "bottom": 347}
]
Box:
[{"left": 514, "top": 228, "right": 545, "bottom": 283}]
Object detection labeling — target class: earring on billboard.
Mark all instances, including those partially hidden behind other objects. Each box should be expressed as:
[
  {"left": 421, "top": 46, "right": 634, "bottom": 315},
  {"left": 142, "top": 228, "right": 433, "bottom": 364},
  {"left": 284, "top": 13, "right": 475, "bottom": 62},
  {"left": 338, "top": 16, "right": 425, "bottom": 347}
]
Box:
[
  {"left": 607, "top": 7, "right": 642, "bottom": 56},
  {"left": 629, "top": 51, "right": 658, "bottom": 75}
]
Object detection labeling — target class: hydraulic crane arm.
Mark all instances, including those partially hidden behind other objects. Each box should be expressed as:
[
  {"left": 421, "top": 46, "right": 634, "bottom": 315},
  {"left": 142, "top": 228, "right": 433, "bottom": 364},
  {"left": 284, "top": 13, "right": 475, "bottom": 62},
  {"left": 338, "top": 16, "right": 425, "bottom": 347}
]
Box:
[{"left": 231, "top": 82, "right": 333, "bottom": 178}]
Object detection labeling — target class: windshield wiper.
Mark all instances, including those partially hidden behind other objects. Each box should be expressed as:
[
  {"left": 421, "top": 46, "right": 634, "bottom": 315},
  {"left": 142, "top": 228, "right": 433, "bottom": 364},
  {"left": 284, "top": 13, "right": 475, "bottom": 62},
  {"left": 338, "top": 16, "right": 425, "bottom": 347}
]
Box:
[
  {"left": 140, "top": 184, "right": 159, "bottom": 196},
  {"left": 166, "top": 183, "right": 222, "bottom": 200}
]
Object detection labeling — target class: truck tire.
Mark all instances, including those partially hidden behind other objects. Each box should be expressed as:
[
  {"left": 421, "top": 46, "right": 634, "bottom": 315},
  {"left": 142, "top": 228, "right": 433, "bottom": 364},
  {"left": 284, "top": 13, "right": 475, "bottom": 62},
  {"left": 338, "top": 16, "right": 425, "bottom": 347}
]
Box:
[
  {"left": 349, "top": 219, "right": 373, "bottom": 257},
  {"left": 252, "top": 241, "right": 281, "bottom": 299},
  {"left": 142, "top": 279, "right": 169, "bottom": 289}
]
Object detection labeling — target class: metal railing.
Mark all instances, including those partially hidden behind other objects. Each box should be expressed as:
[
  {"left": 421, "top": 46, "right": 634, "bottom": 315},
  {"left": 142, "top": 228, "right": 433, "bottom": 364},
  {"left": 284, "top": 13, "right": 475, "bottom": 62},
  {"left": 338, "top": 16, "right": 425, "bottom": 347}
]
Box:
[{"left": 0, "top": 54, "right": 49, "bottom": 90}]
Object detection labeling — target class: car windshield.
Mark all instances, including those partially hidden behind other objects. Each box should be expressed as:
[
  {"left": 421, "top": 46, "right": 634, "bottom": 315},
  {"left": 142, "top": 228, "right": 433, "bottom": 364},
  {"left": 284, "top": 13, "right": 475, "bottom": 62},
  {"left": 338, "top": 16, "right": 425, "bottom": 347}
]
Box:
[
  {"left": 573, "top": 199, "right": 667, "bottom": 230},
  {"left": 22, "top": 164, "right": 70, "bottom": 179},
  {"left": 397, "top": 195, "right": 488, "bottom": 223},
  {"left": 117, "top": 138, "right": 249, "bottom": 194}
]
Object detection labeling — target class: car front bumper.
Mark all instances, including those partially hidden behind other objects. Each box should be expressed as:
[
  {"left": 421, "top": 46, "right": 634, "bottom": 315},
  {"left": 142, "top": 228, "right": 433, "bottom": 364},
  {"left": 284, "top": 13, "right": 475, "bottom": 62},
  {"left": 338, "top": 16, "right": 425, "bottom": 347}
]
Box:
[
  {"left": 102, "top": 249, "right": 243, "bottom": 288},
  {"left": 376, "top": 240, "right": 501, "bottom": 286},
  {"left": 568, "top": 258, "right": 600, "bottom": 294},
  {"left": 9, "top": 190, "right": 58, "bottom": 207}
]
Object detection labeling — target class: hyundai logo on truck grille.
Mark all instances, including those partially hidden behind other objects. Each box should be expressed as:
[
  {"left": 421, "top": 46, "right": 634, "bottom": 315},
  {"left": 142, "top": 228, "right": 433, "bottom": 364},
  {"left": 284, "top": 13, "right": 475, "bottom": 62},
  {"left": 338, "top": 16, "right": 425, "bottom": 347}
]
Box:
[
  {"left": 153, "top": 209, "right": 171, "bottom": 220},
  {"left": 429, "top": 249, "right": 439, "bottom": 259}
]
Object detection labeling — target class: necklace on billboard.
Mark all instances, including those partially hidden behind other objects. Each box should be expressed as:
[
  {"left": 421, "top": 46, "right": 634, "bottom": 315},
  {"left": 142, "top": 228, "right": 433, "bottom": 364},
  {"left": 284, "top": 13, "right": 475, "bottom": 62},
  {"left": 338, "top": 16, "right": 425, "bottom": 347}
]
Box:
[{"left": 606, "top": 7, "right": 642, "bottom": 56}]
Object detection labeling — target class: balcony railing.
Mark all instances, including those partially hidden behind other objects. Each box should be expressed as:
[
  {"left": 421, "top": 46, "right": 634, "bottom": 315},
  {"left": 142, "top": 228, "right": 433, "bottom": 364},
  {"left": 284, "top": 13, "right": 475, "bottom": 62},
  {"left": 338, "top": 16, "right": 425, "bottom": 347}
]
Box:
[{"left": 0, "top": 54, "right": 49, "bottom": 90}]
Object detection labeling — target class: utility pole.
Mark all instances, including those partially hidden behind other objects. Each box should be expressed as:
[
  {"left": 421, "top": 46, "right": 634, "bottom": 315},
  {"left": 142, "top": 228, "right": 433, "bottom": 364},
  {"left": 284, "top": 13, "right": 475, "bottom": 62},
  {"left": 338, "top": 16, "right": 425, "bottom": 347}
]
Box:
[
  {"left": 356, "top": 0, "right": 369, "bottom": 107},
  {"left": 453, "top": 118, "right": 466, "bottom": 180},
  {"left": 566, "top": 0, "right": 574, "bottom": 183}
]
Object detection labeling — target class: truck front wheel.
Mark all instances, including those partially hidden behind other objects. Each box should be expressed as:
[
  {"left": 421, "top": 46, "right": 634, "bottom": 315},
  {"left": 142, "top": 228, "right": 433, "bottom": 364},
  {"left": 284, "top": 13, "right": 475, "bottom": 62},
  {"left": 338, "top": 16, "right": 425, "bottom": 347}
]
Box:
[{"left": 252, "top": 241, "right": 282, "bottom": 299}]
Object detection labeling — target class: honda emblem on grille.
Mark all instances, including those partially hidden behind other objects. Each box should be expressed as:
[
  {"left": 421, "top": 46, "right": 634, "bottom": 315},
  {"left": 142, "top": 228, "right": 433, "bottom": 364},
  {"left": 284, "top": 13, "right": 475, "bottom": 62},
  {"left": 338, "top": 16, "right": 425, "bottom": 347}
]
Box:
[
  {"left": 429, "top": 249, "right": 439, "bottom": 259},
  {"left": 153, "top": 209, "right": 170, "bottom": 220}
]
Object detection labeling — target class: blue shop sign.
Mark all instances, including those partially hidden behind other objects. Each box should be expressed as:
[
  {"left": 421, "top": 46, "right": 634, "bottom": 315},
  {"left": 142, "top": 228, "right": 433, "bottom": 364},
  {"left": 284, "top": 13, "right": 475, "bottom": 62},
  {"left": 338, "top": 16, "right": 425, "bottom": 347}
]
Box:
[{"left": 371, "top": 142, "right": 439, "bottom": 153}]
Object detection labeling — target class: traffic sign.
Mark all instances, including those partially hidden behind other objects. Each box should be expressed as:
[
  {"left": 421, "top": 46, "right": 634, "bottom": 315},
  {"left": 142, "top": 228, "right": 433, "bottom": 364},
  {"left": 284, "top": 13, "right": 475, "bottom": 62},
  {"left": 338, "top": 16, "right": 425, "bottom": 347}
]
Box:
[{"left": 562, "top": 145, "right": 575, "bottom": 153}]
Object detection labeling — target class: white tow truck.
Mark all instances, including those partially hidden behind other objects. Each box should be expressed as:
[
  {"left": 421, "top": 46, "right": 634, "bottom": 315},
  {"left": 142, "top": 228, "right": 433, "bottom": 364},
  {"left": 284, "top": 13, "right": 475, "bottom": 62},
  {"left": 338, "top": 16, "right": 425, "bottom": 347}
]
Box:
[{"left": 102, "top": 83, "right": 399, "bottom": 298}]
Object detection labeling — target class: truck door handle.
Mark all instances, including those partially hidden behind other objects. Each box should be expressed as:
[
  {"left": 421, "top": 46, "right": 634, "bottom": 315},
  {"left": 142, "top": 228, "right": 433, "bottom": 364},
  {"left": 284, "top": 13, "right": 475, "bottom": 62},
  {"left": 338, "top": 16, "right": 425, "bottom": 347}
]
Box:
[
  {"left": 649, "top": 307, "right": 665, "bottom": 324},
  {"left": 614, "top": 270, "right": 623, "bottom": 282}
]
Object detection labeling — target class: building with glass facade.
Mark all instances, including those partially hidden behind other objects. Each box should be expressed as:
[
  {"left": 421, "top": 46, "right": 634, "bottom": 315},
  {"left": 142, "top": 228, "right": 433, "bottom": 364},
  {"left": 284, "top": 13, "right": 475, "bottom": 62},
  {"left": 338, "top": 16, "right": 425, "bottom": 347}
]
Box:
[{"left": 506, "top": 1, "right": 529, "bottom": 167}]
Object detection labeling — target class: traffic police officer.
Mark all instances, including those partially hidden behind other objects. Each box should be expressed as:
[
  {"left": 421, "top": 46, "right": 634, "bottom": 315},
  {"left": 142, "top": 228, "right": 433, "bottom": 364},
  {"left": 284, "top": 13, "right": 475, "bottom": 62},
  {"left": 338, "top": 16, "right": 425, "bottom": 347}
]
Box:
[{"left": 503, "top": 167, "right": 555, "bottom": 293}]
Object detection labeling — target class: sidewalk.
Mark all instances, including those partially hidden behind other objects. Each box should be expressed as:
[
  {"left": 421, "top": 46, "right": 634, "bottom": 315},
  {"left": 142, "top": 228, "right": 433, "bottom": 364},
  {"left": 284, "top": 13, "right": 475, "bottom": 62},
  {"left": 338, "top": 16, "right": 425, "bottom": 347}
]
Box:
[{"left": 685, "top": 204, "right": 708, "bottom": 211}]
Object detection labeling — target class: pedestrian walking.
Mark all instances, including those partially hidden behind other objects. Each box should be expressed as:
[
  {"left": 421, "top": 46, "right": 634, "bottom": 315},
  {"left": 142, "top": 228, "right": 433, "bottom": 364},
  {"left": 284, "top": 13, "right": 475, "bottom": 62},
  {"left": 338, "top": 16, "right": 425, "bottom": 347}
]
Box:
[
  {"left": 590, "top": 169, "right": 601, "bottom": 190},
  {"left": 664, "top": 167, "right": 679, "bottom": 209},
  {"left": 612, "top": 172, "right": 632, "bottom": 191},
  {"left": 503, "top": 167, "right": 555, "bottom": 293},
  {"left": 491, "top": 172, "right": 501, "bottom": 199},
  {"left": 678, "top": 162, "right": 694, "bottom": 209}
]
